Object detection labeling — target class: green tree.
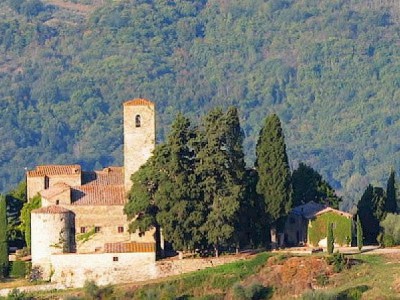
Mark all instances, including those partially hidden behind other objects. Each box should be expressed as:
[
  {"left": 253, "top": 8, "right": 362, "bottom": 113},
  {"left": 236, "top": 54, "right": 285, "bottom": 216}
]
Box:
[
  {"left": 327, "top": 222, "right": 334, "bottom": 254},
  {"left": 357, "top": 214, "right": 363, "bottom": 252},
  {"left": 292, "top": 163, "right": 341, "bottom": 208},
  {"left": 255, "top": 114, "right": 292, "bottom": 244},
  {"left": 196, "top": 107, "right": 246, "bottom": 256},
  {"left": 357, "top": 185, "right": 380, "bottom": 244},
  {"left": 0, "top": 195, "right": 8, "bottom": 277},
  {"left": 385, "top": 169, "right": 397, "bottom": 214},
  {"left": 5, "top": 181, "right": 26, "bottom": 248},
  {"left": 155, "top": 113, "right": 203, "bottom": 251},
  {"left": 19, "top": 194, "right": 41, "bottom": 249},
  {"left": 124, "top": 156, "right": 160, "bottom": 248}
]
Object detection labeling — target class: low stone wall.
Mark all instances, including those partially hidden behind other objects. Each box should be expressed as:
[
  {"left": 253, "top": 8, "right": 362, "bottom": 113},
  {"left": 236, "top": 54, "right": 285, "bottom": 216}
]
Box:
[{"left": 50, "top": 252, "right": 156, "bottom": 287}]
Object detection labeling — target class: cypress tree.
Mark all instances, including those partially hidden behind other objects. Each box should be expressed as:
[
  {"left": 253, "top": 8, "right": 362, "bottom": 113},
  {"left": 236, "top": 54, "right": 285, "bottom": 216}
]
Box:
[
  {"left": 196, "top": 107, "right": 246, "bottom": 256},
  {"left": 255, "top": 114, "right": 292, "bottom": 244},
  {"left": 0, "top": 195, "right": 8, "bottom": 277},
  {"left": 327, "top": 222, "right": 334, "bottom": 254},
  {"left": 357, "top": 185, "right": 380, "bottom": 244},
  {"left": 385, "top": 169, "right": 397, "bottom": 214},
  {"left": 357, "top": 215, "right": 363, "bottom": 252},
  {"left": 155, "top": 113, "right": 202, "bottom": 252}
]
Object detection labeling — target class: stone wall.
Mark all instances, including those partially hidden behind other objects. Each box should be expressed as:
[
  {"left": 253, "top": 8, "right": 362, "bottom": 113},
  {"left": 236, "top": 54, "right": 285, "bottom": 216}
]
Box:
[
  {"left": 27, "top": 176, "right": 45, "bottom": 201},
  {"left": 62, "top": 205, "right": 156, "bottom": 253},
  {"left": 50, "top": 252, "right": 156, "bottom": 287},
  {"left": 123, "top": 102, "right": 155, "bottom": 192}
]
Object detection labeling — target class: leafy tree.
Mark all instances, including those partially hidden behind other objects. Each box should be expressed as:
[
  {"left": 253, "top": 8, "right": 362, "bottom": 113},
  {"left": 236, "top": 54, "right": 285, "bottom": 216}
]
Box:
[
  {"left": 255, "top": 114, "right": 292, "bottom": 242},
  {"left": 380, "top": 213, "right": 400, "bottom": 246},
  {"left": 124, "top": 156, "right": 160, "bottom": 237},
  {"left": 385, "top": 169, "right": 397, "bottom": 214},
  {"left": 19, "top": 194, "right": 41, "bottom": 249},
  {"left": 356, "top": 215, "right": 363, "bottom": 251},
  {"left": 5, "top": 181, "right": 26, "bottom": 248},
  {"left": 292, "top": 163, "right": 341, "bottom": 208},
  {"left": 195, "top": 107, "right": 246, "bottom": 256},
  {"left": 0, "top": 195, "right": 8, "bottom": 277},
  {"left": 327, "top": 222, "right": 334, "bottom": 254}
]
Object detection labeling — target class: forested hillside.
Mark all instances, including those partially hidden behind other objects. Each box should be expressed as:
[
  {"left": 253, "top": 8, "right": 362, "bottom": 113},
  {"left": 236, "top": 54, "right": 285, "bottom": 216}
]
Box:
[{"left": 0, "top": 0, "right": 399, "bottom": 210}]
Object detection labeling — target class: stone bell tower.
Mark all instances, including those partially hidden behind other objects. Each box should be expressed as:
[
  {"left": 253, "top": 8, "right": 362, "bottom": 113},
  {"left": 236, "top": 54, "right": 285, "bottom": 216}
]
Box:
[{"left": 123, "top": 98, "right": 155, "bottom": 192}]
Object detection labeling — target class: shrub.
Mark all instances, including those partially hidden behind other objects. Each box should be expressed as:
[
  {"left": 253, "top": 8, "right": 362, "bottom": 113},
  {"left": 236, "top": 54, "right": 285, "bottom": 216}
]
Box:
[
  {"left": 231, "top": 282, "right": 272, "bottom": 300},
  {"left": 83, "top": 280, "right": 114, "bottom": 300},
  {"left": 6, "top": 289, "right": 33, "bottom": 300},
  {"left": 382, "top": 234, "right": 395, "bottom": 247},
  {"left": 327, "top": 252, "right": 346, "bottom": 273},
  {"left": 232, "top": 283, "right": 246, "bottom": 300},
  {"left": 9, "top": 261, "right": 28, "bottom": 278},
  {"left": 380, "top": 213, "right": 400, "bottom": 245},
  {"left": 316, "top": 274, "right": 329, "bottom": 286}
]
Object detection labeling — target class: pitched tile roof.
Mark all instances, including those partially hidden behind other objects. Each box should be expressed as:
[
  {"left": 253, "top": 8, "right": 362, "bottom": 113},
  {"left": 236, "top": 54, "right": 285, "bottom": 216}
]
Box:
[
  {"left": 40, "top": 183, "right": 70, "bottom": 199},
  {"left": 124, "top": 98, "right": 154, "bottom": 106},
  {"left": 290, "top": 201, "right": 353, "bottom": 219},
  {"left": 27, "top": 165, "right": 81, "bottom": 177},
  {"left": 71, "top": 185, "right": 126, "bottom": 205},
  {"left": 104, "top": 242, "right": 155, "bottom": 253},
  {"left": 82, "top": 167, "right": 124, "bottom": 186},
  {"left": 32, "top": 205, "right": 71, "bottom": 214}
]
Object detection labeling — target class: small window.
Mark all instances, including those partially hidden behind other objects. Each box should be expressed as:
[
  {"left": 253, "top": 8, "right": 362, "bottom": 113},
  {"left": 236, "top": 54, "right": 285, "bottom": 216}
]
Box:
[
  {"left": 118, "top": 226, "right": 124, "bottom": 233},
  {"left": 135, "top": 115, "right": 141, "bottom": 127},
  {"left": 80, "top": 227, "right": 86, "bottom": 234},
  {"left": 113, "top": 256, "right": 119, "bottom": 262},
  {"left": 56, "top": 200, "right": 60, "bottom": 205},
  {"left": 95, "top": 226, "right": 101, "bottom": 233},
  {"left": 95, "top": 247, "right": 101, "bottom": 252}
]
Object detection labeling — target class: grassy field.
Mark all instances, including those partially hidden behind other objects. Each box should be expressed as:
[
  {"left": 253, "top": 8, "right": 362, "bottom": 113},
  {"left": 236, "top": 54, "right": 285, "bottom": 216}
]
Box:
[{"left": 4, "top": 252, "right": 400, "bottom": 299}]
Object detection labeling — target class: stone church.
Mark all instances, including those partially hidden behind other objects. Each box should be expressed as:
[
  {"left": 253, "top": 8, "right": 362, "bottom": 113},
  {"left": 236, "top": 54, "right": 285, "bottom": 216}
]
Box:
[{"left": 26, "top": 99, "right": 159, "bottom": 287}]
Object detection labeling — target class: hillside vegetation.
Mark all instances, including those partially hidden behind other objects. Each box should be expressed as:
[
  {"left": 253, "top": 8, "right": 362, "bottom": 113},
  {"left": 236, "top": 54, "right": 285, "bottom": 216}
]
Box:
[{"left": 0, "top": 0, "right": 399, "bottom": 209}]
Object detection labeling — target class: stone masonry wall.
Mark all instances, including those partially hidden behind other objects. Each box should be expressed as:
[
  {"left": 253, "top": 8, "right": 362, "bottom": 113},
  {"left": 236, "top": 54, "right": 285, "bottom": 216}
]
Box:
[
  {"left": 123, "top": 103, "right": 155, "bottom": 192},
  {"left": 62, "top": 205, "right": 156, "bottom": 253}
]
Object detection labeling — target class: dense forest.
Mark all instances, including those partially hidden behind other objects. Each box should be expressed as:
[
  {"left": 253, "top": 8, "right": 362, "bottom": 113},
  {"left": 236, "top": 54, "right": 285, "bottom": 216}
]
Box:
[{"left": 0, "top": 0, "right": 399, "bottom": 210}]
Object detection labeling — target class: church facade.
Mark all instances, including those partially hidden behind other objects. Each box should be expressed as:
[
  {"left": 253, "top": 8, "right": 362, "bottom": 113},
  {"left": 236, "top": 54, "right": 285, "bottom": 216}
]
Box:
[{"left": 26, "top": 99, "right": 158, "bottom": 287}]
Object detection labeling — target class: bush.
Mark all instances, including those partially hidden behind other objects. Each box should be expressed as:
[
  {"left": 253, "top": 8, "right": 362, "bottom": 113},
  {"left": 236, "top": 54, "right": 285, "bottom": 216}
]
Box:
[
  {"left": 382, "top": 234, "right": 395, "bottom": 247},
  {"left": 9, "top": 261, "right": 28, "bottom": 278},
  {"left": 301, "top": 290, "right": 337, "bottom": 300},
  {"left": 380, "top": 214, "right": 400, "bottom": 245},
  {"left": 6, "top": 289, "right": 33, "bottom": 300},
  {"left": 327, "top": 252, "right": 346, "bottom": 273},
  {"left": 316, "top": 274, "right": 329, "bottom": 286},
  {"left": 83, "top": 280, "right": 114, "bottom": 300},
  {"left": 231, "top": 282, "right": 272, "bottom": 300}
]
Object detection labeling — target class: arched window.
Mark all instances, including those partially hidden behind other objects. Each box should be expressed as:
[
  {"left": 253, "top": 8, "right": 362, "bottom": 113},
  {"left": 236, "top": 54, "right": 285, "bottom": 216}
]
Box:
[{"left": 135, "top": 115, "right": 141, "bottom": 127}]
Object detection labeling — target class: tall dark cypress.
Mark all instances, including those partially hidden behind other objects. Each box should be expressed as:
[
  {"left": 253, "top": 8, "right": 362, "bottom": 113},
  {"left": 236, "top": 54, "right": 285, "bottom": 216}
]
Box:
[
  {"left": 196, "top": 107, "right": 246, "bottom": 256},
  {"left": 385, "top": 169, "right": 397, "bottom": 213},
  {"left": 0, "top": 195, "right": 8, "bottom": 277},
  {"left": 155, "top": 113, "right": 202, "bottom": 252},
  {"left": 255, "top": 114, "right": 292, "bottom": 236},
  {"left": 357, "top": 184, "right": 380, "bottom": 244}
]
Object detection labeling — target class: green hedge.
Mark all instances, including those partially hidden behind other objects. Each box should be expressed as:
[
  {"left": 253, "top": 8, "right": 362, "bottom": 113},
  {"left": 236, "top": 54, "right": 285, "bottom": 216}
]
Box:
[
  {"left": 308, "top": 212, "right": 352, "bottom": 246},
  {"left": 9, "top": 261, "right": 30, "bottom": 278}
]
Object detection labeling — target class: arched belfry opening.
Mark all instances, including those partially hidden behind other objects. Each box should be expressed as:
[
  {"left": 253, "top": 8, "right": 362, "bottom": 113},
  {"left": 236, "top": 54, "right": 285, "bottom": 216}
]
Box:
[{"left": 135, "top": 115, "right": 141, "bottom": 127}]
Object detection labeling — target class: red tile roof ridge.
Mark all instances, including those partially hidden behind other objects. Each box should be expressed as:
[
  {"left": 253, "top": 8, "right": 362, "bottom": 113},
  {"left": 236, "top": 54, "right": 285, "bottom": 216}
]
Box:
[
  {"left": 314, "top": 207, "right": 353, "bottom": 218},
  {"left": 32, "top": 205, "right": 71, "bottom": 214},
  {"left": 124, "top": 98, "right": 154, "bottom": 106},
  {"left": 27, "top": 164, "right": 81, "bottom": 177}
]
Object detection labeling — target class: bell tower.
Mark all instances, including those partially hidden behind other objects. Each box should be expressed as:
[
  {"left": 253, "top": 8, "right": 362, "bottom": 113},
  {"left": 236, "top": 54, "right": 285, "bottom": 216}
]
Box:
[{"left": 123, "top": 98, "right": 155, "bottom": 192}]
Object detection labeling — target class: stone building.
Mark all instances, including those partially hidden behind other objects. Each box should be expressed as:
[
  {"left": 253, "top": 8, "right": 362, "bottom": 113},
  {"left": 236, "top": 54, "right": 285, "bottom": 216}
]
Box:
[
  {"left": 283, "top": 201, "right": 354, "bottom": 247},
  {"left": 27, "top": 99, "right": 158, "bottom": 287}
]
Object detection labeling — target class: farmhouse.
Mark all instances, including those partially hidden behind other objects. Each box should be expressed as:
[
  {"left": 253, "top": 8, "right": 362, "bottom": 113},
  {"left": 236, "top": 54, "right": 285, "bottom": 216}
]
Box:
[
  {"left": 26, "top": 99, "right": 159, "bottom": 287},
  {"left": 283, "top": 201, "right": 353, "bottom": 247}
]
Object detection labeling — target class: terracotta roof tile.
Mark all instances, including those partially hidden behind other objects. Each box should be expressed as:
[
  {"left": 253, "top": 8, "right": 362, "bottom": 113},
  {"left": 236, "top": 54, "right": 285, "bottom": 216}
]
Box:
[
  {"left": 104, "top": 242, "right": 155, "bottom": 253},
  {"left": 82, "top": 167, "right": 124, "bottom": 186},
  {"left": 315, "top": 207, "right": 353, "bottom": 219},
  {"left": 40, "top": 183, "right": 70, "bottom": 199},
  {"left": 71, "top": 185, "right": 126, "bottom": 205},
  {"left": 124, "top": 98, "right": 154, "bottom": 106},
  {"left": 32, "top": 205, "right": 71, "bottom": 214},
  {"left": 27, "top": 165, "right": 81, "bottom": 177}
]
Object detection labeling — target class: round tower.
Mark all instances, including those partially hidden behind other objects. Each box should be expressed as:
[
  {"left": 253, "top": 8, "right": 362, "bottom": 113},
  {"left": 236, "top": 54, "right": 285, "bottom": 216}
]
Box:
[{"left": 123, "top": 98, "right": 155, "bottom": 192}]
